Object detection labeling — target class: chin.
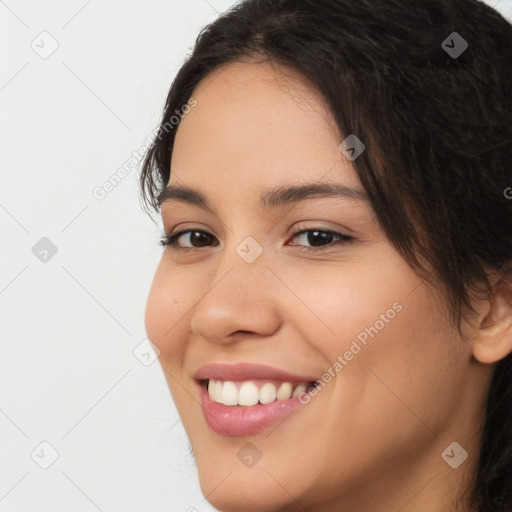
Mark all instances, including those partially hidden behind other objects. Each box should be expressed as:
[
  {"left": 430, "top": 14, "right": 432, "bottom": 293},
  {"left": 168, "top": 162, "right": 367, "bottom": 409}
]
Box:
[
  {"left": 203, "top": 489, "right": 296, "bottom": 512},
  {"left": 196, "top": 464, "right": 308, "bottom": 512}
]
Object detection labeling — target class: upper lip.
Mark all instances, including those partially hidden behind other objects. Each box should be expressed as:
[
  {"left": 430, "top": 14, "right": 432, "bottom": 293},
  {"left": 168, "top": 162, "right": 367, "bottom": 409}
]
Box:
[{"left": 193, "top": 362, "right": 318, "bottom": 383}]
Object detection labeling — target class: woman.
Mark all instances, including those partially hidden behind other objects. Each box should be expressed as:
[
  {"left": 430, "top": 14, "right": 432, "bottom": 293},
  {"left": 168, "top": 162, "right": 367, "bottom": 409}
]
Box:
[{"left": 139, "top": 0, "right": 512, "bottom": 510}]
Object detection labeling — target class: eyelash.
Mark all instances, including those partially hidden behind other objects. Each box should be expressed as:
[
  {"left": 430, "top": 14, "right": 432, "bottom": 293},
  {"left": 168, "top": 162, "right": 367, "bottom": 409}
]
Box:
[{"left": 159, "top": 224, "right": 353, "bottom": 252}]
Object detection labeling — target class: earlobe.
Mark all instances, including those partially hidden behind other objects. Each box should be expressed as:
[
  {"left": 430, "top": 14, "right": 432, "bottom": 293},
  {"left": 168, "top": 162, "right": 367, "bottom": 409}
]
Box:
[{"left": 472, "top": 281, "right": 512, "bottom": 364}]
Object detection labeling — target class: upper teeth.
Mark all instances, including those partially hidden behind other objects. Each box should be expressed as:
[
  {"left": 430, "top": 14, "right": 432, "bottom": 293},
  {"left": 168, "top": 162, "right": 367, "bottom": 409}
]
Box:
[{"left": 207, "top": 379, "right": 309, "bottom": 406}]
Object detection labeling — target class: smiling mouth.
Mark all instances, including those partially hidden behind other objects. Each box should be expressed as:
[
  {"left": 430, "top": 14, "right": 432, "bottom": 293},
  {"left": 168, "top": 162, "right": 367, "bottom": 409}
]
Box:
[{"left": 201, "top": 378, "right": 318, "bottom": 406}]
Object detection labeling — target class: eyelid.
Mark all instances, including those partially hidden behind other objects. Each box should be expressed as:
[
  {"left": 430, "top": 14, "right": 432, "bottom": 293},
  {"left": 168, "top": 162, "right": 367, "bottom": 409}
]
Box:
[
  {"left": 161, "top": 222, "right": 354, "bottom": 252},
  {"left": 165, "top": 221, "right": 213, "bottom": 238},
  {"left": 165, "top": 227, "right": 218, "bottom": 249},
  {"left": 287, "top": 220, "right": 353, "bottom": 237},
  {"left": 287, "top": 223, "right": 353, "bottom": 248},
  {"left": 165, "top": 222, "right": 349, "bottom": 240}
]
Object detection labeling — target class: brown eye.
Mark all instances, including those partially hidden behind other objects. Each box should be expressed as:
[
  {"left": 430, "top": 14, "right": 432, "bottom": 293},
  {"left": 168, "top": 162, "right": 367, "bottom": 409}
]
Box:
[
  {"left": 288, "top": 228, "right": 352, "bottom": 250},
  {"left": 160, "top": 230, "right": 219, "bottom": 249}
]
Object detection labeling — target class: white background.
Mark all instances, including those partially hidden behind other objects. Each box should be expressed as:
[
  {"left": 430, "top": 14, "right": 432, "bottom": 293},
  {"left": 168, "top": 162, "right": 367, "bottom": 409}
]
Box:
[{"left": 1, "top": 1, "right": 511, "bottom": 511}]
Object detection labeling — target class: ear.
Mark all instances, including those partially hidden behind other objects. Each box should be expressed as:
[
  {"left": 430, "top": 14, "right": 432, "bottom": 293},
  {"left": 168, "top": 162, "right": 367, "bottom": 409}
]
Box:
[{"left": 472, "top": 277, "right": 512, "bottom": 364}]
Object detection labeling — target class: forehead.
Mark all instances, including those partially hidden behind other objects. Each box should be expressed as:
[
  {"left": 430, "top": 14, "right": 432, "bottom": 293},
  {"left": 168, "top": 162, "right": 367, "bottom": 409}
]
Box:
[{"left": 170, "top": 60, "right": 361, "bottom": 193}]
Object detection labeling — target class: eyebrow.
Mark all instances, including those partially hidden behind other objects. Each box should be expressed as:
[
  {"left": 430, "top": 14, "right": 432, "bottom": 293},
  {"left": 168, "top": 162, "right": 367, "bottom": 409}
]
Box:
[{"left": 157, "top": 182, "right": 368, "bottom": 212}]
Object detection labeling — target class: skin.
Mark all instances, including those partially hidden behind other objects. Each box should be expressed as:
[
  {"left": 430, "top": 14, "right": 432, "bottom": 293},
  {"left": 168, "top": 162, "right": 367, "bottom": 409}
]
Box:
[{"left": 144, "top": 60, "right": 512, "bottom": 512}]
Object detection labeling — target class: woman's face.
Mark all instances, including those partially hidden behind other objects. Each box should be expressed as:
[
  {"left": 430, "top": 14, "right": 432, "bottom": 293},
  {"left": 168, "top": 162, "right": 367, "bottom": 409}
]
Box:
[{"left": 145, "top": 61, "right": 487, "bottom": 511}]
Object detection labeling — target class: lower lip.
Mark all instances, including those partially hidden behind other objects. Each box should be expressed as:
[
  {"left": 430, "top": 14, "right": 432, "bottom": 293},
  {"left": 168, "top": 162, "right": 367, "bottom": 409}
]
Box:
[{"left": 198, "top": 381, "right": 307, "bottom": 436}]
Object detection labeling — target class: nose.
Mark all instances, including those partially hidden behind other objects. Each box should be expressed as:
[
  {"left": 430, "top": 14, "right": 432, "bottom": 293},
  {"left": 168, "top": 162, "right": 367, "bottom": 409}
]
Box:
[{"left": 189, "top": 242, "right": 282, "bottom": 345}]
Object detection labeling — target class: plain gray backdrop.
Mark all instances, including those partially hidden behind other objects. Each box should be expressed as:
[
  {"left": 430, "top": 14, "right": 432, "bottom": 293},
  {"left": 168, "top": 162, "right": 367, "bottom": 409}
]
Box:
[{"left": 1, "top": 1, "right": 511, "bottom": 510}]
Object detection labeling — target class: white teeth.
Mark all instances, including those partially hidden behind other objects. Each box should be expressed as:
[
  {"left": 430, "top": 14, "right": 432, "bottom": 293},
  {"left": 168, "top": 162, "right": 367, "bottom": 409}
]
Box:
[
  {"left": 214, "top": 379, "right": 223, "bottom": 398},
  {"left": 292, "top": 383, "right": 307, "bottom": 397},
  {"left": 259, "top": 382, "right": 277, "bottom": 404},
  {"left": 207, "top": 379, "right": 310, "bottom": 406},
  {"left": 220, "top": 381, "right": 238, "bottom": 406},
  {"left": 238, "top": 382, "right": 259, "bottom": 406},
  {"left": 276, "top": 382, "right": 293, "bottom": 401}
]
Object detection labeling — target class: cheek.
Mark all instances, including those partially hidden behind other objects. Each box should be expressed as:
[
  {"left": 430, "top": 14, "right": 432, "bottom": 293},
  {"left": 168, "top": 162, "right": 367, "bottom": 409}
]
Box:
[
  {"left": 144, "top": 258, "right": 191, "bottom": 358},
  {"left": 288, "top": 245, "right": 463, "bottom": 434},
  {"left": 144, "top": 262, "right": 200, "bottom": 416},
  {"left": 326, "top": 273, "right": 463, "bottom": 455},
  {"left": 278, "top": 243, "right": 415, "bottom": 354}
]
